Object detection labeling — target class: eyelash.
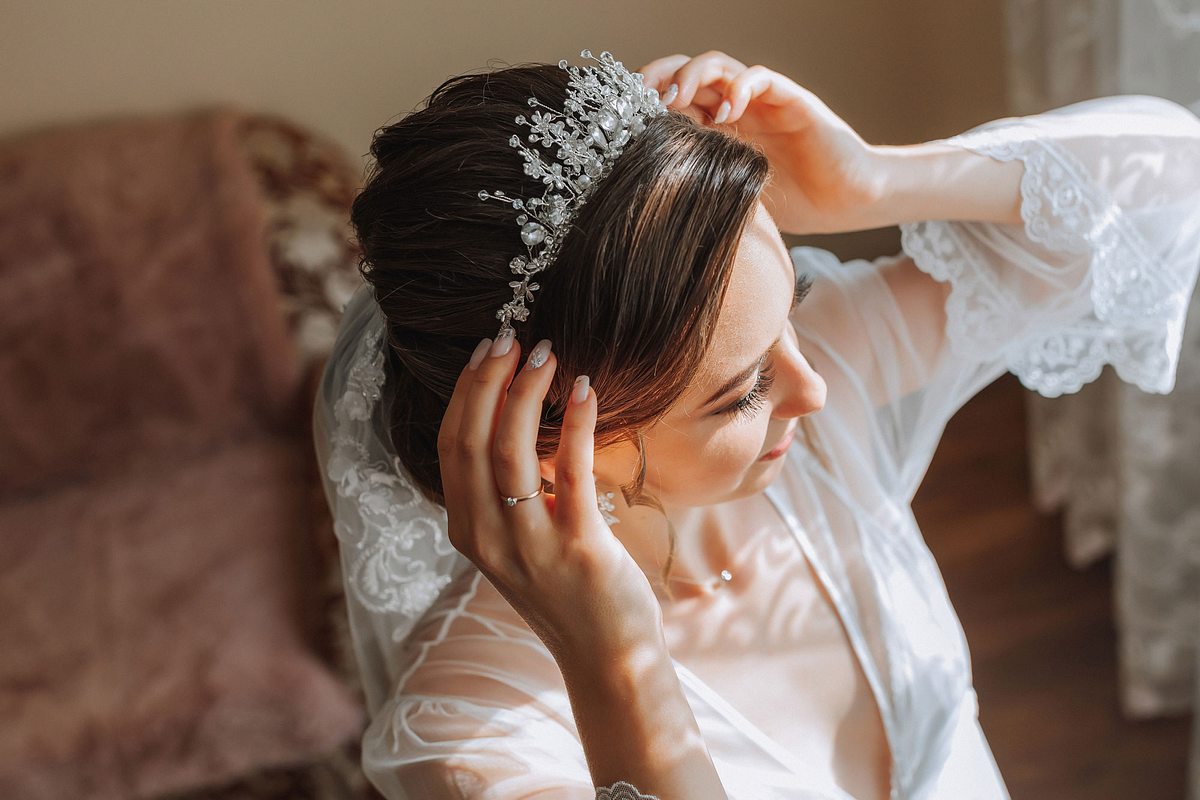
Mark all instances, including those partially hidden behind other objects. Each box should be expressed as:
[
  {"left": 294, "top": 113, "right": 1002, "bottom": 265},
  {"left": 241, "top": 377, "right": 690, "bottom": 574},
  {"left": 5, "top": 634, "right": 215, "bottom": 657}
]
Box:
[
  {"left": 723, "top": 360, "right": 777, "bottom": 421},
  {"left": 795, "top": 272, "right": 814, "bottom": 305}
]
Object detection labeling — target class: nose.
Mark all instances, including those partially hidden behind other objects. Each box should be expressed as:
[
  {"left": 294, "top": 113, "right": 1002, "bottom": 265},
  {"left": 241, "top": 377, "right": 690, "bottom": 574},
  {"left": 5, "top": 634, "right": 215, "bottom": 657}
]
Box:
[{"left": 771, "top": 326, "right": 827, "bottom": 419}]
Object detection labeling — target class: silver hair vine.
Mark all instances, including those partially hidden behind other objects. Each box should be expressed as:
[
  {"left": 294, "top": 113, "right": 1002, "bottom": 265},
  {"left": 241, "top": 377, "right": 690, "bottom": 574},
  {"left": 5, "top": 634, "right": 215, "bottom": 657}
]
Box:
[{"left": 476, "top": 49, "right": 670, "bottom": 336}]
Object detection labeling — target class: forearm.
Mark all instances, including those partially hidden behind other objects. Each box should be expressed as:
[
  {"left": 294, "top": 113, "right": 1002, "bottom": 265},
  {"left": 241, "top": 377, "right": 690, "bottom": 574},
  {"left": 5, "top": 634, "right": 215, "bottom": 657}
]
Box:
[
  {"left": 844, "top": 141, "right": 1025, "bottom": 231},
  {"left": 557, "top": 635, "right": 727, "bottom": 799},
  {"left": 854, "top": 98, "right": 1200, "bottom": 232}
]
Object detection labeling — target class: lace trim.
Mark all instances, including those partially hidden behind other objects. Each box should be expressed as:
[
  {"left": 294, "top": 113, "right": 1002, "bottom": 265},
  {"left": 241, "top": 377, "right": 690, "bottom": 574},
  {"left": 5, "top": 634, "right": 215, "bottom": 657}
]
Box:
[
  {"left": 595, "top": 780, "right": 661, "bottom": 800},
  {"left": 325, "top": 318, "right": 457, "bottom": 632},
  {"left": 899, "top": 129, "right": 1192, "bottom": 398}
]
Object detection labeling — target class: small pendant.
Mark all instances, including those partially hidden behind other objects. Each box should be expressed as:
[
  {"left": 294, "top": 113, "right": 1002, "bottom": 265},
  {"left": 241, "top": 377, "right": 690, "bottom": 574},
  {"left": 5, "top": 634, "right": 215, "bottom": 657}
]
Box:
[{"left": 702, "top": 569, "right": 733, "bottom": 593}]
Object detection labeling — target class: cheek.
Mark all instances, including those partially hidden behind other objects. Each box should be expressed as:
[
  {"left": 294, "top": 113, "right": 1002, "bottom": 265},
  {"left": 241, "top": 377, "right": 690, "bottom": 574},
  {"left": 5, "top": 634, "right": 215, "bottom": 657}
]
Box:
[
  {"left": 644, "top": 417, "right": 771, "bottom": 504},
  {"left": 710, "top": 422, "right": 772, "bottom": 470}
]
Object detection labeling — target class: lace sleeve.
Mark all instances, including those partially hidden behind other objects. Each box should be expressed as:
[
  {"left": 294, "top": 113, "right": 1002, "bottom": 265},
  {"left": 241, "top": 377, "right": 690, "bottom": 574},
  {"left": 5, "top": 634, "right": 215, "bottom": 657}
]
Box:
[
  {"left": 897, "top": 94, "right": 1200, "bottom": 398},
  {"left": 787, "top": 94, "right": 1200, "bottom": 502},
  {"left": 595, "top": 780, "right": 661, "bottom": 800}
]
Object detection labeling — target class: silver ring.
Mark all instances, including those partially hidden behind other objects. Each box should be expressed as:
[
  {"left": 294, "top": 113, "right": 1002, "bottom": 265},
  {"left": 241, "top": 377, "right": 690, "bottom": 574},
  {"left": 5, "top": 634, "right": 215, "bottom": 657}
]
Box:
[{"left": 501, "top": 487, "right": 543, "bottom": 507}]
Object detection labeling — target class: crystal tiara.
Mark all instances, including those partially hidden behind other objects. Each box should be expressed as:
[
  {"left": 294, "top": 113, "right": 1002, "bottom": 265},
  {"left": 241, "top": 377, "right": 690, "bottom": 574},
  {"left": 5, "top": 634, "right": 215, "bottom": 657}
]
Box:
[{"left": 476, "top": 49, "right": 670, "bottom": 335}]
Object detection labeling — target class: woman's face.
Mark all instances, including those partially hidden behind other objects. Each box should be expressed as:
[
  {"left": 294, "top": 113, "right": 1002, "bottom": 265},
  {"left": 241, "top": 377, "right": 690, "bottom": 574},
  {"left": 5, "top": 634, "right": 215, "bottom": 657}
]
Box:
[{"left": 592, "top": 200, "right": 827, "bottom": 509}]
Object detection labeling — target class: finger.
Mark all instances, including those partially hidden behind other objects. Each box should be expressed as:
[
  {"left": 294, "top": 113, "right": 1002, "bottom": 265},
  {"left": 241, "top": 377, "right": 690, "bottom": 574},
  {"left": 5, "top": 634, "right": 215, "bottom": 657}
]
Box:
[
  {"left": 635, "top": 53, "right": 691, "bottom": 94},
  {"left": 723, "top": 66, "right": 774, "bottom": 124},
  {"left": 439, "top": 337, "right": 491, "bottom": 463},
  {"left": 457, "top": 331, "right": 523, "bottom": 520},
  {"left": 723, "top": 66, "right": 809, "bottom": 124},
  {"left": 492, "top": 338, "right": 558, "bottom": 530},
  {"left": 438, "top": 336, "right": 493, "bottom": 538},
  {"left": 552, "top": 374, "right": 601, "bottom": 533},
  {"left": 665, "top": 50, "right": 747, "bottom": 110},
  {"left": 690, "top": 86, "right": 727, "bottom": 116}
]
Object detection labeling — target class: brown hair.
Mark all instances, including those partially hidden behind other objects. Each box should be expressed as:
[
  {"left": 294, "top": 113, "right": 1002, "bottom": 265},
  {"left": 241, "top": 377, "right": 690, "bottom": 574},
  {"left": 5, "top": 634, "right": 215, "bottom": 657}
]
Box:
[{"left": 350, "top": 62, "right": 772, "bottom": 593}]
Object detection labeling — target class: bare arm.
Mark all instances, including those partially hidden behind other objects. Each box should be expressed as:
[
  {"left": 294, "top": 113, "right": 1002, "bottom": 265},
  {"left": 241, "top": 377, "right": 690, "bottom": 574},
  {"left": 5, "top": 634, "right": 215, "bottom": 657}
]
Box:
[
  {"left": 849, "top": 141, "right": 1026, "bottom": 230},
  {"left": 557, "top": 634, "right": 726, "bottom": 799}
]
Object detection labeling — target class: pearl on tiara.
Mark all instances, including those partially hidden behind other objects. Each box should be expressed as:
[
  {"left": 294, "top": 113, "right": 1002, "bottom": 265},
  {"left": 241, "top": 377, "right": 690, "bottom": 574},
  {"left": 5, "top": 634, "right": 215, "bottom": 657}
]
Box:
[{"left": 477, "top": 49, "right": 670, "bottom": 335}]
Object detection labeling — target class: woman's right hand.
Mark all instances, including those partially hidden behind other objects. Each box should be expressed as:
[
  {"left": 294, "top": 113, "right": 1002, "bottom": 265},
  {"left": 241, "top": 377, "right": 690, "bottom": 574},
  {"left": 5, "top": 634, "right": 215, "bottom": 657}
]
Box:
[
  {"left": 436, "top": 332, "right": 665, "bottom": 665},
  {"left": 636, "top": 50, "right": 885, "bottom": 235}
]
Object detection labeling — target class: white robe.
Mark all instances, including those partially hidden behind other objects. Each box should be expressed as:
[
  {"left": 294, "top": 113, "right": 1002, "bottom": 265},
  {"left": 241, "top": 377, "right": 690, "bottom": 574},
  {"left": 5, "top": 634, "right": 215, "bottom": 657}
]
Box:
[{"left": 332, "top": 94, "right": 1200, "bottom": 799}]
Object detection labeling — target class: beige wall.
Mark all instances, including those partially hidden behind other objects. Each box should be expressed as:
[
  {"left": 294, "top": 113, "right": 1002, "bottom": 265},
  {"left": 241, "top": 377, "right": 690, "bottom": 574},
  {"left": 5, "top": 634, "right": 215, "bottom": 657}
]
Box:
[{"left": 0, "top": 0, "right": 1008, "bottom": 257}]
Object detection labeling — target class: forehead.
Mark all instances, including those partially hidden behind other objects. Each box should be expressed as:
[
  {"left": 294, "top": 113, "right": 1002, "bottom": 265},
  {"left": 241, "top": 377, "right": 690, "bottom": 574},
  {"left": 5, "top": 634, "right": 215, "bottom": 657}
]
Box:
[{"left": 678, "top": 201, "right": 795, "bottom": 408}]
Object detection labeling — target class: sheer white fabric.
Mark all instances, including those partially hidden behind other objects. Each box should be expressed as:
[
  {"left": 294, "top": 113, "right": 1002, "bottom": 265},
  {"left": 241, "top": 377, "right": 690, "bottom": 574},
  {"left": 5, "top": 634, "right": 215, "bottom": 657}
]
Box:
[
  {"left": 313, "top": 95, "right": 1200, "bottom": 799},
  {"left": 1005, "top": 8, "right": 1200, "bottom": 795}
]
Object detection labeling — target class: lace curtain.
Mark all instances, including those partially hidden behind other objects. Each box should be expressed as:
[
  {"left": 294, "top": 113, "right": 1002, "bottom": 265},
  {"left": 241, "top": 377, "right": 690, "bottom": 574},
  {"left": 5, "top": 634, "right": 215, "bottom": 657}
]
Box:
[{"left": 1003, "top": 0, "right": 1200, "bottom": 794}]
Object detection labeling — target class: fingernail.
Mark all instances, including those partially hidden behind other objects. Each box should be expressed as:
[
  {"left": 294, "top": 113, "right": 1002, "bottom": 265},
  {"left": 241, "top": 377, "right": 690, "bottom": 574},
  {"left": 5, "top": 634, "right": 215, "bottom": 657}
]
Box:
[
  {"left": 467, "top": 337, "right": 492, "bottom": 370},
  {"left": 525, "top": 339, "right": 552, "bottom": 370},
  {"left": 714, "top": 99, "right": 731, "bottom": 124},
  {"left": 571, "top": 375, "right": 590, "bottom": 404},
  {"left": 663, "top": 83, "right": 678, "bottom": 105},
  {"left": 489, "top": 327, "right": 515, "bottom": 357}
]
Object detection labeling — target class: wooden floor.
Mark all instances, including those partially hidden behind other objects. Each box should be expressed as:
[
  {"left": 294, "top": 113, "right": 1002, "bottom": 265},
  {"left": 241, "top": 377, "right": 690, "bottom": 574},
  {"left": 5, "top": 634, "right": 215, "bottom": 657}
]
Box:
[{"left": 912, "top": 373, "right": 1193, "bottom": 799}]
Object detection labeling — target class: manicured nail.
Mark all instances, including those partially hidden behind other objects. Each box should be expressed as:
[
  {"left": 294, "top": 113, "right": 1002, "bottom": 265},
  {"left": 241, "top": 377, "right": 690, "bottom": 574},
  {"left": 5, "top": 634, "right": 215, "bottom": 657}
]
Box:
[
  {"left": 467, "top": 337, "right": 492, "bottom": 370},
  {"left": 525, "top": 339, "right": 552, "bottom": 370},
  {"left": 489, "top": 327, "right": 514, "bottom": 357},
  {"left": 714, "top": 99, "right": 731, "bottom": 124},
  {"left": 663, "top": 83, "right": 679, "bottom": 105},
  {"left": 571, "top": 375, "right": 590, "bottom": 404}
]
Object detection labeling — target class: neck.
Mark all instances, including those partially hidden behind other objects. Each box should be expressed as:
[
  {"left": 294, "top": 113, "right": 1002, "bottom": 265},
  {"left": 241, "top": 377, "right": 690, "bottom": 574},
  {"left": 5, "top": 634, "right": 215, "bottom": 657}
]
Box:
[{"left": 601, "top": 487, "right": 734, "bottom": 593}]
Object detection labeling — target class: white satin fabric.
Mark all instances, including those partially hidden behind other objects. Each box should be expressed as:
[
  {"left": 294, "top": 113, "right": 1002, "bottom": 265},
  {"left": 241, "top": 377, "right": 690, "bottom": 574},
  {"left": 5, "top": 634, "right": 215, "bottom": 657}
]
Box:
[{"left": 317, "top": 95, "right": 1200, "bottom": 799}]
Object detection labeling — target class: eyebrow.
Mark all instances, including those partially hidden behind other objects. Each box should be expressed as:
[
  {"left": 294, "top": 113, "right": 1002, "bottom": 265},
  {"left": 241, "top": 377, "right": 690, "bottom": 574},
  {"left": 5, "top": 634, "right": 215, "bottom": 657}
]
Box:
[{"left": 699, "top": 271, "right": 814, "bottom": 411}]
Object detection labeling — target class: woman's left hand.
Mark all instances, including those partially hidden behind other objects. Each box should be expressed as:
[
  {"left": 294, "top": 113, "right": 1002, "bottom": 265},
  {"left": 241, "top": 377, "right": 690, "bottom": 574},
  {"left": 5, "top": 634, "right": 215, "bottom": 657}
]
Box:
[{"left": 636, "top": 51, "right": 885, "bottom": 235}]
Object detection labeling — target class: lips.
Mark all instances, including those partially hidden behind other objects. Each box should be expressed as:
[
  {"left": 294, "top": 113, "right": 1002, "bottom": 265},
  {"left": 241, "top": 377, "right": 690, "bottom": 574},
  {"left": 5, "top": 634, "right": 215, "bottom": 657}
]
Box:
[{"left": 760, "top": 421, "right": 798, "bottom": 461}]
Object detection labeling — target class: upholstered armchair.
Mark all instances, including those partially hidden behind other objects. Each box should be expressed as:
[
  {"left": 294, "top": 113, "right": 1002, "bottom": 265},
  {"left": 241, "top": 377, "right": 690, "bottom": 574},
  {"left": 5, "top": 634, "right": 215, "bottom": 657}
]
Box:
[{"left": 0, "top": 106, "right": 376, "bottom": 799}]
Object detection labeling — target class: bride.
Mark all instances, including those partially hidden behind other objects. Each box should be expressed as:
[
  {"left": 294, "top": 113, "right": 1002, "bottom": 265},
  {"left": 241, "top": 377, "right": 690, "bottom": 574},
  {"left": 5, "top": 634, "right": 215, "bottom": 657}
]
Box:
[{"left": 313, "top": 49, "right": 1200, "bottom": 799}]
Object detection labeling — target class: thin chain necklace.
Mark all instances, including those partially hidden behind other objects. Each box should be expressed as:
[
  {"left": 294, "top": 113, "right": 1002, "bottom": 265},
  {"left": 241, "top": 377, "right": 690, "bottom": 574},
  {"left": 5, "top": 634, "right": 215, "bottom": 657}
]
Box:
[
  {"left": 598, "top": 490, "right": 735, "bottom": 594},
  {"left": 665, "top": 568, "right": 734, "bottom": 593}
]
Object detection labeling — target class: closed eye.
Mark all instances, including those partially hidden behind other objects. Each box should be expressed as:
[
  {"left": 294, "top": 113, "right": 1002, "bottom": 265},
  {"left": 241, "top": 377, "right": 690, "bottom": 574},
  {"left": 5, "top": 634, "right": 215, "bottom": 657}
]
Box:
[{"left": 716, "top": 271, "right": 814, "bottom": 420}]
